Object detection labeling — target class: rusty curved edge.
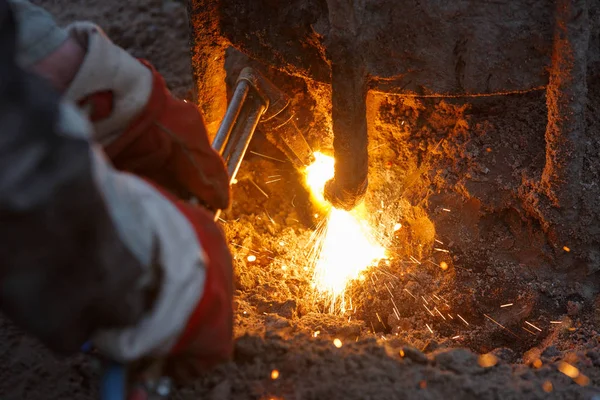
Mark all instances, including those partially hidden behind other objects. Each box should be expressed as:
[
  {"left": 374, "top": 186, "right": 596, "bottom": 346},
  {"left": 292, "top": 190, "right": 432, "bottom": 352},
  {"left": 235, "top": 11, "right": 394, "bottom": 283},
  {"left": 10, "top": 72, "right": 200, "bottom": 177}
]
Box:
[{"left": 186, "top": 0, "right": 229, "bottom": 139}]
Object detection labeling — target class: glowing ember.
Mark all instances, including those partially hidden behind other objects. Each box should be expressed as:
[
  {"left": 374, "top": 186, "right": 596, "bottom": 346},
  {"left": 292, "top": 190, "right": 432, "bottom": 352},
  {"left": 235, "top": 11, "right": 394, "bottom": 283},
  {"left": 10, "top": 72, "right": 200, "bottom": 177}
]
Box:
[
  {"left": 574, "top": 374, "right": 590, "bottom": 386},
  {"left": 478, "top": 353, "right": 498, "bottom": 368},
  {"left": 558, "top": 361, "right": 579, "bottom": 379},
  {"left": 304, "top": 152, "right": 387, "bottom": 312}
]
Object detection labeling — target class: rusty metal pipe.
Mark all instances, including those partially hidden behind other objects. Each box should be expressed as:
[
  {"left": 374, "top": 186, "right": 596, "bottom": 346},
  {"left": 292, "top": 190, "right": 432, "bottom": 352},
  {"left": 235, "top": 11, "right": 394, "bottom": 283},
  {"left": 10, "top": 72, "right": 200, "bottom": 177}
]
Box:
[
  {"left": 323, "top": 39, "right": 369, "bottom": 210},
  {"left": 323, "top": 82, "right": 368, "bottom": 210}
]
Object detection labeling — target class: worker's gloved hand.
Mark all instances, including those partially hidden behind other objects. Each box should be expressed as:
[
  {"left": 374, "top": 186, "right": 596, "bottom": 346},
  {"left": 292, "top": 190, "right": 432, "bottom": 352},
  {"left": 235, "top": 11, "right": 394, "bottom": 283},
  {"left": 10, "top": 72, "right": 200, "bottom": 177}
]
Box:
[
  {"left": 90, "top": 172, "right": 234, "bottom": 384},
  {"left": 64, "top": 23, "right": 230, "bottom": 211},
  {"left": 156, "top": 186, "right": 234, "bottom": 381},
  {"left": 56, "top": 22, "right": 234, "bottom": 384}
]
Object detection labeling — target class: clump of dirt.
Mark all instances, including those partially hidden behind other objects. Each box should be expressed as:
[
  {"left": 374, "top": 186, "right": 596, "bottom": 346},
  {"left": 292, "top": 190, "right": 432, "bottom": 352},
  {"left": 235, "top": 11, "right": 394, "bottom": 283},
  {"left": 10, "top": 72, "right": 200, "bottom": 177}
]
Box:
[{"left": 0, "top": 1, "right": 598, "bottom": 399}]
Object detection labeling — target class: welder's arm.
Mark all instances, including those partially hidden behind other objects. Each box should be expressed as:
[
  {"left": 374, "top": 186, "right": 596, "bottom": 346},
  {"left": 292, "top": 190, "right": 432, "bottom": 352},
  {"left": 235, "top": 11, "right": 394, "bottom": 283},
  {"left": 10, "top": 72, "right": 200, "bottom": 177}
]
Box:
[
  {"left": 86, "top": 126, "right": 234, "bottom": 370},
  {"left": 1, "top": 0, "right": 145, "bottom": 353},
  {"left": 10, "top": 0, "right": 230, "bottom": 211},
  {"left": 2, "top": 0, "right": 234, "bottom": 372},
  {"left": 8, "top": 0, "right": 83, "bottom": 93},
  {"left": 1, "top": 96, "right": 234, "bottom": 369}
]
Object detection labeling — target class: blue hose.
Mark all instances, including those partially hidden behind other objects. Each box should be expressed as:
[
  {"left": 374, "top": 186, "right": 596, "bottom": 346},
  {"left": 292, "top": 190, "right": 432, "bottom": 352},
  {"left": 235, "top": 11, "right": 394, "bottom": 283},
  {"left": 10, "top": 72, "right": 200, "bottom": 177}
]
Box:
[
  {"left": 81, "top": 342, "right": 126, "bottom": 400},
  {"left": 100, "top": 362, "right": 126, "bottom": 400},
  {"left": 80, "top": 341, "right": 93, "bottom": 353}
]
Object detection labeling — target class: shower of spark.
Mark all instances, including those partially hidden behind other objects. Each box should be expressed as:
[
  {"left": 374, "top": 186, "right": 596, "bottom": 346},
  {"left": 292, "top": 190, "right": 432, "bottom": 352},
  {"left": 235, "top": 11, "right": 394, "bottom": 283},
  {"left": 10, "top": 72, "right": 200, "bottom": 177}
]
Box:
[{"left": 304, "top": 152, "right": 387, "bottom": 312}]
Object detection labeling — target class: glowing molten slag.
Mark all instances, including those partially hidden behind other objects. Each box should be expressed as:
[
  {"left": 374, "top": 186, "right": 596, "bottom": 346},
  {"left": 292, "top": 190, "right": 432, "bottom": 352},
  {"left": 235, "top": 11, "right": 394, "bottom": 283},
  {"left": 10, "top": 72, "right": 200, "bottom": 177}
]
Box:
[{"left": 305, "top": 152, "right": 386, "bottom": 312}]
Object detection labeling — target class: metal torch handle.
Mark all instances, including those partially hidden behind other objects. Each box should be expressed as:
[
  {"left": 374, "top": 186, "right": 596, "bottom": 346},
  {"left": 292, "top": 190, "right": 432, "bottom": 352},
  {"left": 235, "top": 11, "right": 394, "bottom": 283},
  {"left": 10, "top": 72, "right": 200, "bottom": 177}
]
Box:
[{"left": 211, "top": 73, "right": 267, "bottom": 221}]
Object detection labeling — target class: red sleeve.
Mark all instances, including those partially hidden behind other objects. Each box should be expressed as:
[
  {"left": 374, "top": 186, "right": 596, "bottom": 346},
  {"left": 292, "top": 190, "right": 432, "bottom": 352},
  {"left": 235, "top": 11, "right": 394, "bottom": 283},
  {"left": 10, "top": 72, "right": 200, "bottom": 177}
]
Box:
[{"left": 144, "top": 181, "right": 234, "bottom": 371}]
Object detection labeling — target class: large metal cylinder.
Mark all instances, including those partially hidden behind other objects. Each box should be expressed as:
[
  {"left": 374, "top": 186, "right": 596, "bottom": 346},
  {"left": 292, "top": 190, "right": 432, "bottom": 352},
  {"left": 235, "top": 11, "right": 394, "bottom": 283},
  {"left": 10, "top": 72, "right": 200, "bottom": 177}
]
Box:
[
  {"left": 207, "top": 0, "right": 556, "bottom": 95},
  {"left": 187, "top": 0, "right": 599, "bottom": 264}
]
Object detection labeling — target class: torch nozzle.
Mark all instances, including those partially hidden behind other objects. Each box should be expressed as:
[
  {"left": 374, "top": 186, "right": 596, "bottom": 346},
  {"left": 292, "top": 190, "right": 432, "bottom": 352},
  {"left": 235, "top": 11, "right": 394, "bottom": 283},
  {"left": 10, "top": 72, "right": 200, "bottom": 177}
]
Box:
[{"left": 236, "top": 67, "right": 314, "bottom": 169}]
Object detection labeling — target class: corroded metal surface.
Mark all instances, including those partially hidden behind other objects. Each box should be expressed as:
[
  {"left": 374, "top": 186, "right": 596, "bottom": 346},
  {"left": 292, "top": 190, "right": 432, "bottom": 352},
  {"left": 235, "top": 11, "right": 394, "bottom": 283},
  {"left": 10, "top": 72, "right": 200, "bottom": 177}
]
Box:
[{"left": 215, "top": 0, "right": 554, "bottom": 95}]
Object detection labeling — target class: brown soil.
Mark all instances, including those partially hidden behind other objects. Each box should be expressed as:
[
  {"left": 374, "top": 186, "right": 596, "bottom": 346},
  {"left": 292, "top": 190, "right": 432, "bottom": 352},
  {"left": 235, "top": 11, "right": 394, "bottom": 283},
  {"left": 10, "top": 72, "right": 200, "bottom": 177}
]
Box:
[{"left": 1, "top": 0, "right": 599, "bottom": 399}]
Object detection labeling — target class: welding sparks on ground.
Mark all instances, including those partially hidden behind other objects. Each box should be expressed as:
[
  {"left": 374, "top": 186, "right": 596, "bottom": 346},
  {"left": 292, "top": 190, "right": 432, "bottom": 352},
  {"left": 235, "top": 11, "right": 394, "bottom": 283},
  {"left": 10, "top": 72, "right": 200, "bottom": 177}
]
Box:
[{"left": 304, "top": 152, "right": 388, "bottom": 312}]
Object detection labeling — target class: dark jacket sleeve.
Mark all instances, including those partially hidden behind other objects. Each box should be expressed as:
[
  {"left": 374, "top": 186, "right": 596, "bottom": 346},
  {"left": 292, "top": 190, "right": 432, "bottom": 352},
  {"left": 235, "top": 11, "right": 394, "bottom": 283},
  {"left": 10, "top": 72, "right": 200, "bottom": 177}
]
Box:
[{"left": 0, "top": 0, "right": 152, "bottom": 354}]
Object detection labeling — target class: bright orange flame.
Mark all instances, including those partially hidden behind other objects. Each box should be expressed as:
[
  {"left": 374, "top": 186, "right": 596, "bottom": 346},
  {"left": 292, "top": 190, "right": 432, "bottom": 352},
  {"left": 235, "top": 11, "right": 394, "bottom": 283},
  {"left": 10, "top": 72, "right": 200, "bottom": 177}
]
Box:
[
  {"left": 304, "top": 152, "right": 335, "bottom": 207},
  {"left": 304, "top": 152, "right": 387, "bottom": 312}
]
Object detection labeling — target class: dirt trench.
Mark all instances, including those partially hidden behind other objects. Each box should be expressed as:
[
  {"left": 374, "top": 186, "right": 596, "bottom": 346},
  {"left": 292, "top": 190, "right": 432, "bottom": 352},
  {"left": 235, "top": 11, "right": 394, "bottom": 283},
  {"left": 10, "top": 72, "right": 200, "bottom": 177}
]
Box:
[{"left": 0, "top": 0, "right": 599, "bottom": 399}]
